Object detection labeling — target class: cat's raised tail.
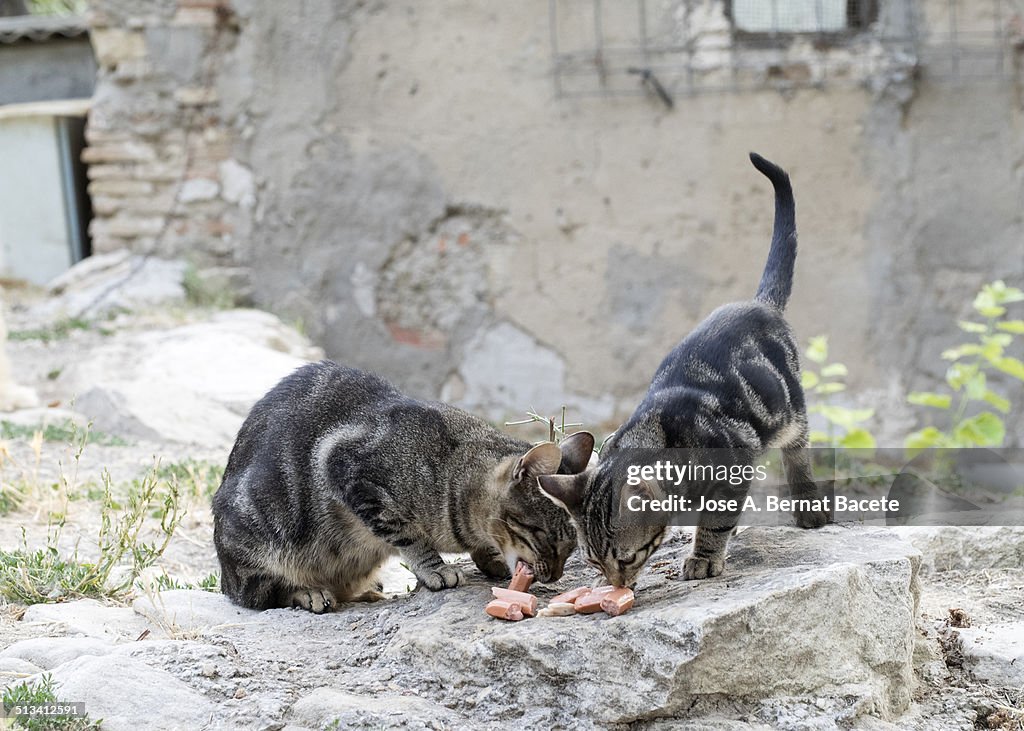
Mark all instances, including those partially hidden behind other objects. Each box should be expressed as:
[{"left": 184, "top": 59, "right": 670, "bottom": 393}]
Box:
[{"left": 749, "top": 152, "right": 796, "bottom": 311}]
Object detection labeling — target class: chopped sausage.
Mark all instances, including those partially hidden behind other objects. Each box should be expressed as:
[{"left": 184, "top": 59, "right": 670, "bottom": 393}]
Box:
[
  {"left": 600, "top": 588, "right": 635, "bottom": 617},
  {"left": 490, "top": 587, "right": 538, "bottom": 617},
  {"left": 574, "top": 586, "right": 619, "bottom": 615},
  {"left": 550, "top": 586, "right": 591, "bottom": 605},
  {"left": 537, "top": 602, "right": 577, "bottom": 617},
  {"left": 508, "top": 561, "right": 535, "bottom": 593},
  {"left": 485, "top": 599, "right": 524, "bottom": 621}
]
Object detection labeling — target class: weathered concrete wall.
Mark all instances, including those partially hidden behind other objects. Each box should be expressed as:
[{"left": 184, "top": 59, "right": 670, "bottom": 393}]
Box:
[{"left": 84, "top": 0, "right": 1024, "bottom": 441}]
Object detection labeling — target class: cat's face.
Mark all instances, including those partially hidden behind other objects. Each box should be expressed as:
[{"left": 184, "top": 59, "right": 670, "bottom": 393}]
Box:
[
  {"left": 490, "top": 432, "right": 595, "bottom": 583},
  {"left": 538, "top": 463, "right": 667, "bottom": 588}
]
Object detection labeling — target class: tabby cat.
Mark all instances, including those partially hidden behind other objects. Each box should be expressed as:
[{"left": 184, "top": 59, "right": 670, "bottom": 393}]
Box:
[
  {"left": 537, "top": 153, "right": 829, "bottom": 588},
  {"left": 213, "top": 360, "right": 594, "bottom": 612}
]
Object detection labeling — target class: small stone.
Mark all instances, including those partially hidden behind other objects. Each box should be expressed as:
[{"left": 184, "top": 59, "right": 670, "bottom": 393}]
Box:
[
  {"left": 233, "top": 687, "right": 246, "bottom": 699},
  {"left": 201, "top": 662, "right": 217, "bottom": 678}
]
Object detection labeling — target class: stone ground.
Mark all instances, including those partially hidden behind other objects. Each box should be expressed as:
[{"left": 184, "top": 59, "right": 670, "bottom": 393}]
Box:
[{"left": 0, "top": 261, "right": 1021, "bottom": 730}]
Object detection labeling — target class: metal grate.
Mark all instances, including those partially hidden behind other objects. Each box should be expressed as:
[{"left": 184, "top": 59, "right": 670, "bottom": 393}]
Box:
[{"left": 549, "top": 0, "right": 1024, "bottom": 101}]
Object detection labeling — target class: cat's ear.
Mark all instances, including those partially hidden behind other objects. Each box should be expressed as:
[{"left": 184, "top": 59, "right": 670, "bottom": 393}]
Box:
[
  {"left": 512, "top": 442, "right": 563, "bottom": 482},
  {"left": 537, "top": 473, "right": 585, "bottom": 513},
  {"left": 616, "top": 478, "right": 664, "bottom": 526},
  {"left": 557, "top": 431, "right": 595, "bottom": 474}
]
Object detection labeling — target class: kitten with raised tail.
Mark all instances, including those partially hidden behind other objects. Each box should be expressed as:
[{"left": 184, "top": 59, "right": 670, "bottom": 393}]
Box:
[
  {"left": 537, "top": 152, "right": 829, "bottom": 589},
  {"left": 213, "top": 360, "right": 594, "bottom": 612}
]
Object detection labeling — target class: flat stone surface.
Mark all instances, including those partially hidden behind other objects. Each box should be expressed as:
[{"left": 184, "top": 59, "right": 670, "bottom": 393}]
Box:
[
  {"left": 48, "top": 654, "right": 222, "bottom": 731},
  {"left": 133, "top": 589, "right": 261, "bottom": 632},
  {"left": 0, "top": 636, "right": 113, "bottom": 670},
  {"left": 290, "top": 687, "right": 463, "bottom": 729},
  {"left": 64, "top": 308, "right": 322, "bottom": 446},
  {"left": 956, "top": 621, "right": 1024, "bottom": 687},
  {"left": 22, "top": 598, "right": 150, "bottom": 642}
]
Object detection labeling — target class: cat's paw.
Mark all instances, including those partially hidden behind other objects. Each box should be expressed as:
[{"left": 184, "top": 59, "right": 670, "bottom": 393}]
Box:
[
  {"left": 471, "top": 549, "right": 511, "bottom": 580},
  {"left": 794, "top": 507, "right": 830, "bottom": 529},
  {"left": 353, "top": 589, "right": 387, "bottom": 602},
  {"left": 290, "top": 588, "right": 336, "bottom": 614},
  {"left": 682, "top": 555, "right": 725, "bottom": 580},
  {"left": 418, "top": 564, "right": 465, "bottom": 591}
]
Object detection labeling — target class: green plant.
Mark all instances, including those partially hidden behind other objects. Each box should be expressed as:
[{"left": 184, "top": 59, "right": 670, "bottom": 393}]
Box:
[
  {"left": 0, "top": 421, "right": 128, "bottom": 447},
  {"left": 8, "top": 318, "right": 90, "bottom": 344},
  {"left": 148, "top": 570, "right": 219, "bottom": 593},
  {"left": 0, "top": 463, "right": 183, "bottom": 605},
  {"left": 27, "top": 0, "right": 88, "bottom": 16},
  {"left": 183, "top": 264, "right": 237, "bottom": 310},
  {"left": 2, "top": 674, "right": 100, "bottom": 730},
  {"left": 153, "top": 459, "right": 224, "bottom": 499},
  {"left": 905, "top": 280, "right": 1024, "bottom": 452},
  {"left": 802, "top": 335, "right": 876, "bottom": 448}
]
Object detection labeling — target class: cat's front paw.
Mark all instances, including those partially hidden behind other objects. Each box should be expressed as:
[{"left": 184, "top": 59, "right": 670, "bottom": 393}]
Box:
[
  {"left": 794, "top": 507, "right": 829, "bottom": 529},
  {"left": 470, "top": 548, "right": 511, "bottom": 580},
  {"left": 682, "top": 555, "right": 725, "bottom": 580},
  {"left": 418, "top": 564, "right": 465, "bottom": 591},
  {"left": 290, "top": 588, "right": 337, "bottom": 614}
]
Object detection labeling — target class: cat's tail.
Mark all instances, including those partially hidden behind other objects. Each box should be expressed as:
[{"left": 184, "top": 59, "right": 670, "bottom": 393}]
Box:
[{"left": 750, "top": 152, "right": 796, "bottom": 311}]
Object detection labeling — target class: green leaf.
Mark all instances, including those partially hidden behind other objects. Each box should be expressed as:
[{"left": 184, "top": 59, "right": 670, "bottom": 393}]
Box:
[
  {"left": 839, "top": 428, "right": 876, "bottom": 449},
  {"left": 958, "top": 320, "right": 989, "bottom": 333},
  {"left": 814, "top": 382, "right": 846, "bottom": 395},
  {"left": 953, "top": 412, "right": 1005, "bottom": 447},
  {"left": 984, "top": 280, "right": 1024, "bottom": 304},
  {"left": 800, "top": 371, "right": 819, "bottom": 389},
  {"left": 965, "top": 371, "right": 987, "bottom": 400},
  {"left": 983, "top": 333, "right": 1014, "bottom": 347},
  {"left": 974, "top": 287, "right": 1008, "bottom": 318},
  {"left": 805, "top": 336, "right": 828, "bottom": 364},
  {"left": 990, "top": 356, "right": 1024, "bottom": 381},
  {"left": 941, "top": 344, "right": 983, "bottom": 361},
  {"left": 907, "top": 391, "right": 952, "bottom": 409},
  {"left": 996, "top": 320, "right": 1024, "bottom": 334},
  {"left": 808, "top": 430, "right": 830, "bottom": 445},
  {"left": 818, "top": 405, "right": 873, "bottom": 429},
  {"left": 820, "top": 363, "right": 848, "bottom": 378},
  {"left": 946, "top": 363, "right": 979, "bottom": 391},
  {"left": 982, "top": 389, "right": 1011, "bottom": 414},
  {"left": 904, "top": 427, "right": 945, "bottom": 455}
]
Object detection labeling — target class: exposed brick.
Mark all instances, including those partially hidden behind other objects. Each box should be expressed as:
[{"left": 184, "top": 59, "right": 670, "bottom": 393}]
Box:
[
  {"left": 90, "top": 217, "right": 166, "bottom": 238},
  {"left": 88, "top": 180, "right": 155, "bottom": 196},
  {"left": 81, "top": 142, "right": 157, "bottom": 164},
  {"left": 171, "top": 7, "right": 218, "bottom": 27},
  {"left": 90, "top": 28, "right": 147, "bottom": 69},
  {"left": 174, "top": 87, "right": 219, "bottom": 106}
]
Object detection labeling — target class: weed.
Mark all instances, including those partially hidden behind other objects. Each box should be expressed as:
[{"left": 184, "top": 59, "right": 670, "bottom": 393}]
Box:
[
  {"left": 0, "top": 463, "right": 183, "bottom": 604},
  {"left": 2, "top": 673, "right": 100, "bottom": 730},
  {"left": 154, "top": 459, "right": 223, "bottom": 500},
  {"left": 802, "top": 336, "right": 876, "bottom": 449},
  {"left": 906, "top": 280, "right": 1024, "bottom": 452},
  {"left": 8, "top": 318, "right": 90, "bottom": 344},
  {"left": 46, "top": 368, "right": 62, "bottom": 381},
  {"left": 0, "top": 421, "right": 128, "bottom": 447},
  {"left": 183, "top": 264, "right": 236, "bottom": 310},
  {"left": 146, "top": 570, "right": 219, "bottom": 593}
]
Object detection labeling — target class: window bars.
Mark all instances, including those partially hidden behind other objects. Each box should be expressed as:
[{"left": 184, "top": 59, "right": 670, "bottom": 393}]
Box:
[{"left": 549, "top": 0, "right": 1024, "bottom": 100}]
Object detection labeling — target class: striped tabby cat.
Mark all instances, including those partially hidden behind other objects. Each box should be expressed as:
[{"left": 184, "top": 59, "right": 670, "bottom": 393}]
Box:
[
  {"left": 538, "top": 153, "right": 829, "bottom": 588},
  {"left": 213, "top": 360, "right": 594, "bottom": 612}
]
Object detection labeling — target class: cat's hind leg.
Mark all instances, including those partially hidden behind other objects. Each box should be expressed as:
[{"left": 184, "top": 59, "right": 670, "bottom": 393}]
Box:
[{"left": 781, "top": 440, "right": 830, "bottom": 529}]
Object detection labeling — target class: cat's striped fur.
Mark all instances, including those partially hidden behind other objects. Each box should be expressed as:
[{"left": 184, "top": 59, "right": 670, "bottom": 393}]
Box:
[
  {"left": 538, "top": 153, "right": 828, "bottom": 588},
  {"left": 213, "top": 361, "right": 594, "bottom": 612}
]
